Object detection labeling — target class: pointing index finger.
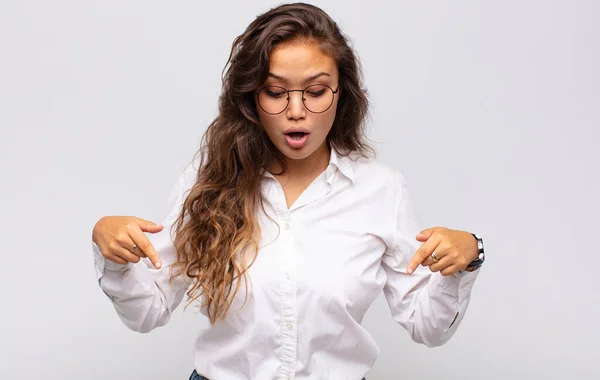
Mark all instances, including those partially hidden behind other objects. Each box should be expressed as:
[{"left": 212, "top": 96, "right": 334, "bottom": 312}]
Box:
[
  {"left": 128, "top": 226, "right": 162, "bottom": 269},
  {"left": 407, "top": 237, "right": 439, "bottom": 274}
]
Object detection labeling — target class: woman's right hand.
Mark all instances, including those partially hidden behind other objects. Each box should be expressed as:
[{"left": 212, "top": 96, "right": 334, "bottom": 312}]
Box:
[{"left": 92, "top": 216, "right": 164, "bottom": 269}]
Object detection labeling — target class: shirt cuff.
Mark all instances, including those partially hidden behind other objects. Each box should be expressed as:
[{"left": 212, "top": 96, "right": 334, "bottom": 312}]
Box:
[{"left": 92, "top": 241, "right": 130, "bottom": 279}]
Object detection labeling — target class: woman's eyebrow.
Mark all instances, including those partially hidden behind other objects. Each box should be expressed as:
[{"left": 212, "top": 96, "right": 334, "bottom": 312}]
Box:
[{"left": 267, "top": 72, "right": 331, "bottom": 83}]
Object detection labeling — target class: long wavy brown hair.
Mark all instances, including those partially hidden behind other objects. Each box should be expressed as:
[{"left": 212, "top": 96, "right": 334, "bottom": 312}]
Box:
[{"left": 169, "top": 2, "right": 373, "bottom": 325}]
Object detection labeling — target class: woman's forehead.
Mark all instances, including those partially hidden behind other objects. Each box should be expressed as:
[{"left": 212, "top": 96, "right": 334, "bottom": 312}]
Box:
[{"left": 268, "top": 41, "right": 338, "bottom": 83}]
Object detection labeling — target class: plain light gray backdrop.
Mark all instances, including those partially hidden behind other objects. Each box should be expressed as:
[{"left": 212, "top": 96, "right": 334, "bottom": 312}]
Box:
[{"left": 1, "top": 0, "right": 598, "bottom": 379}]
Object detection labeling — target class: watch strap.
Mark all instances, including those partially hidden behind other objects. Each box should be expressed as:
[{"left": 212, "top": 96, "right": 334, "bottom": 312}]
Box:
[{"left": 467, "top": 233, "right": 485, "bottom": 268}]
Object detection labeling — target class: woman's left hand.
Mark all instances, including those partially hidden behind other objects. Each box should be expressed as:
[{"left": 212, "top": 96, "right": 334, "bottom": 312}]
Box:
[{"left": 406, "top": 227, "right": 479, "bottom": 276}]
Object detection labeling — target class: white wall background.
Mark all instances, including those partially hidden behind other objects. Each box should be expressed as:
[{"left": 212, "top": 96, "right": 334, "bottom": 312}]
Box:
[{"left": 1, "top": 0, "right": 598, "bottom": 379}]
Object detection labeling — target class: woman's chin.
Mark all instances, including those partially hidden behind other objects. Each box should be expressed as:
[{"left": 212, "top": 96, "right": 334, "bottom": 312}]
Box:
[
  {"left": 279, "top": 138, "right": 330, "bottom": 161},
  {"left": 281, "top": 147, "right": 312, "bottom": 161}
]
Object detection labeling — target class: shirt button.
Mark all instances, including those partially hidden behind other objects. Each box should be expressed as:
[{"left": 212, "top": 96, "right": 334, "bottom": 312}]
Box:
[
  {"left": 286, "top": 323, "right": 293, "bottom": 330},
  {"left": 284, "top": 376, "right": 290, "bottom": 380}
]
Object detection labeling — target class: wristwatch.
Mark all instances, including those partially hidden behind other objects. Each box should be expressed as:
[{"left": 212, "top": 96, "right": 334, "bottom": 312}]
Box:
[{"left": 467, "top": 233, "right": 485, "bottom": 270}]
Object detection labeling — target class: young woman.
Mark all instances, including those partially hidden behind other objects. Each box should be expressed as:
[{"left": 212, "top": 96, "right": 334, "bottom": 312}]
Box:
[{"left": 91, "top": 3, "right": 485, "bottom": 379}]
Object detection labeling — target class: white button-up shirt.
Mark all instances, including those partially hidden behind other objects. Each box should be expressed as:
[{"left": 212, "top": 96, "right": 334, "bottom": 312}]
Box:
[{"left": 93, "top": 147, "right": 480, "bottom": 380}]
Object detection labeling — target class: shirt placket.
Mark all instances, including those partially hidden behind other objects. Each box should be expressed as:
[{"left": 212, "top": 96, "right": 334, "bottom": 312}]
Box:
[
  {"left": 278, "top": 207, "right": 297, "bottom": 380},
  {"left": 264, "top": 167, "right": 335, "bottom": 380},
  {"left": 265, "top": 180, "right": 297, "bottom": 380}
]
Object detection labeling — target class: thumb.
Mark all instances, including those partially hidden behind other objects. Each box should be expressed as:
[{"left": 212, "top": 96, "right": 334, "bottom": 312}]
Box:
[
  {"left": 416, "top": 227, "right": 437, "bottom": 241},
  {"left": 134, "top": 217, "right": 164, "bottom": 233}
]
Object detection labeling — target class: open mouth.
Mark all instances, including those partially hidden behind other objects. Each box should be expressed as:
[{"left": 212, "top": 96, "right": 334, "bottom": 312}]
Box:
[
  {"left": 283, "top": 130, "right": 310, "bottom": 148},
  {"left": 286, "top": 131, "right": 308, "bottom": 140}
]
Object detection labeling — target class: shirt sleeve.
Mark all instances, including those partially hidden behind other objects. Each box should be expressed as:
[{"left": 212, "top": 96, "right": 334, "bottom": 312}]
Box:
[
  {"left": 92, "top": 159, "right": 199, "bottom": 333},
  {"left": 381, "top": 170, "right": 481, "bottom": 347}
]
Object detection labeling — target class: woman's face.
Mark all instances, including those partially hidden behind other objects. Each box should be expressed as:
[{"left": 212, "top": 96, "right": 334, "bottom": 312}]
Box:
[{"left": 255, "top": 40, "right": 339, "bottom": 162}]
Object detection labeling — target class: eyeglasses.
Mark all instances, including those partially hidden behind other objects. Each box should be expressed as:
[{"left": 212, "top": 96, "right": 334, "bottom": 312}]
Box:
[{"left": 254, "top": 84, "right": 339, "bottom": 115}]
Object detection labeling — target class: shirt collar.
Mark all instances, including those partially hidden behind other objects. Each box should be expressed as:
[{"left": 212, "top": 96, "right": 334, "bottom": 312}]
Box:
[{"left": 328, "top": 146, "right": 355, "bottom": 184}]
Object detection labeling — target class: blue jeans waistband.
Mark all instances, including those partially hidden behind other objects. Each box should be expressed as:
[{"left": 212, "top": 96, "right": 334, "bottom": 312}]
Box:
[
  {"left": 189, "top": 370, "right": 209, "bottom": 380},
  {"left": 189, "top": 370, "right": 366, "bottom": 380}
]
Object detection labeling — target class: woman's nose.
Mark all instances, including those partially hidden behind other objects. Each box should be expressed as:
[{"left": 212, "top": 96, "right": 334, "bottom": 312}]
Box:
[{"left": 286, "top": 91, "right": 306, "bottom": 119}]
